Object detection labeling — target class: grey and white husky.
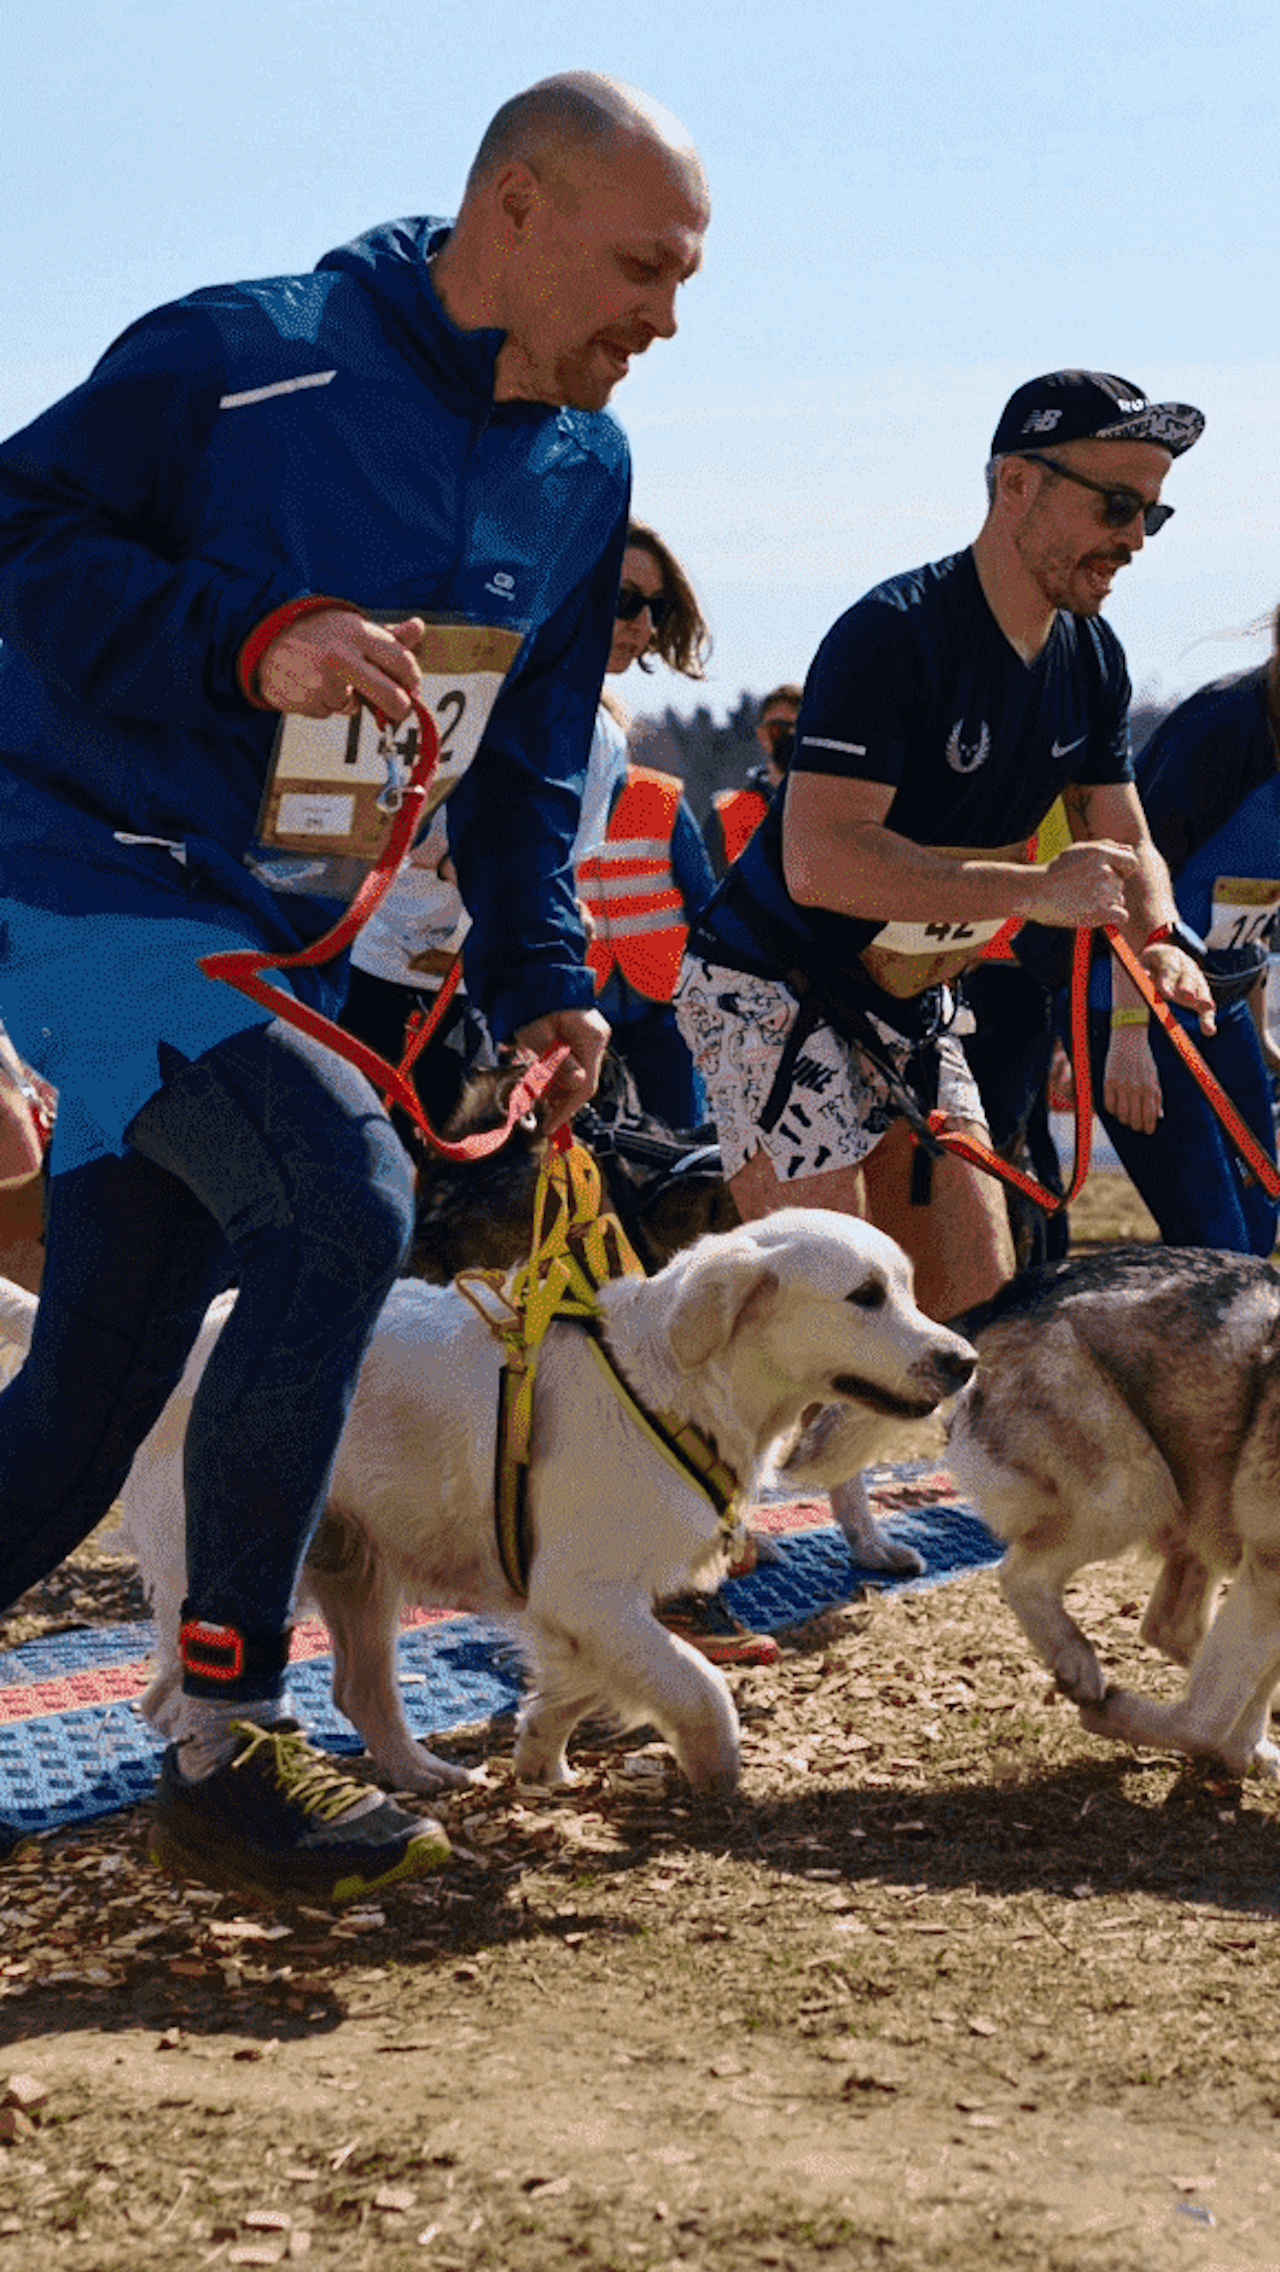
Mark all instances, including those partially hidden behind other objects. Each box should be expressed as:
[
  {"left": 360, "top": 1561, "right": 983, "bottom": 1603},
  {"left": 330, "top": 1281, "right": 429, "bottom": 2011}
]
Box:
[{"left": 946, "top": 1244, "right": 1280, "bottom": 1778}]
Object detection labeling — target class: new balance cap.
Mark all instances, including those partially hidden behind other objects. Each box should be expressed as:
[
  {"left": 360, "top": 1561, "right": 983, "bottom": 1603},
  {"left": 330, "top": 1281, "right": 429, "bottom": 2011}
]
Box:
[{"left": 991, "top": 371, "right": 1204, "bottom": 459}]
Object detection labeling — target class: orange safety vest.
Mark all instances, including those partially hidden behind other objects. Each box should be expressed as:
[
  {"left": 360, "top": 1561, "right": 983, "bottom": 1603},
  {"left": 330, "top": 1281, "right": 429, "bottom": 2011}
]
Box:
[
  {"left": 712, "top": 784, "right": 769, "bottom": 867},
  {"left": 579, "top": 766, "right": 689, "bottom": 1001}
]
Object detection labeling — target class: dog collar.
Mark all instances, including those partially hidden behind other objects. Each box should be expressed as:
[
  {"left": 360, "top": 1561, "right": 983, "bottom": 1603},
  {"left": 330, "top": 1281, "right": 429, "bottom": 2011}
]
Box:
[
  {"left": 580, "top": 1327, "right": 743, "bottom": 1534},
  {"left": 489, "top": 1323, "right": 741, "bottom": 1601},
  {"left": 458, "top": 1140, "right": 742, "bottom": 1599}
]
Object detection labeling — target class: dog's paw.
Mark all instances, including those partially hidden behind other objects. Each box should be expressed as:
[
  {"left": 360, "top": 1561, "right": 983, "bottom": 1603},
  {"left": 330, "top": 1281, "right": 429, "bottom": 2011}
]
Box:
[
  {"left": 1247, "top": 1739, "right": 1280, "bottom": 1783},
  {"left": 690, "top": 1762, "right": 739, "bottom": 1800},
  {"left": 1076, "top": 1685, "right": 1131, "bottom": 1737},
  {"left": 731, "top": 1524, "right": 783, "bottom": 1569},
  {"left": 427, "top": 1757, "right": 483, "bottom": 1790},
  {"left": 380, "top": 1748, "right": 478, "bottom": 1793},
  {"left": 838, "top": 1517, "right": 926, "bottom": 1575},
  {"left": 852, "top": 1529, "right": 926, "bottom": 1576},
  {"left": 1048, "top": 1647, "right": 1108, "bottom": 1707},
  {"left": 828, "top": 1480, "right": 926, "bottom": 1573},
  {"left": 511, "top": 1748, "right": 578, "bottom": 1791}
]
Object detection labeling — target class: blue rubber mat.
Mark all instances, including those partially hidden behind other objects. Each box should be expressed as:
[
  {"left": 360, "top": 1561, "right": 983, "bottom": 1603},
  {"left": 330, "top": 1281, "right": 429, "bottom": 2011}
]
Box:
[
  {"left": 0, "top": 1469, "right": 1001, "bottom": 1836},
  {"left": 0, "top": 1617, "right": 526, "bottom": 1839},
  {"left": 724, "top": 1492, "right": 1001, "bottom": 1628}
]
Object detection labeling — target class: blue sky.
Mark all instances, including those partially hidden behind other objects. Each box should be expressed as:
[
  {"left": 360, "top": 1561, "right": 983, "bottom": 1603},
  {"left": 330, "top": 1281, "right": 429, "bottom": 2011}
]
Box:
[{"left": 5, "top": 0, "right": 1277, "bottom": 722}]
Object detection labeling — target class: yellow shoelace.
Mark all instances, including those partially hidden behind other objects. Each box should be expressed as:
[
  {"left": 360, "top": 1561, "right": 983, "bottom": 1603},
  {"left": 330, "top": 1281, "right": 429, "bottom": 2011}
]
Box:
[{"left": 228, "top": 1721, "right": 374, "bottom": 1823}]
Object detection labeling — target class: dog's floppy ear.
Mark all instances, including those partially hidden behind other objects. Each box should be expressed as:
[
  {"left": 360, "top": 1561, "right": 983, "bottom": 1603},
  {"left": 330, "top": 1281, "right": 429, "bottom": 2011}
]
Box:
[{"left": 668, "top": 1255, "right": 781, "bottom": 1370}]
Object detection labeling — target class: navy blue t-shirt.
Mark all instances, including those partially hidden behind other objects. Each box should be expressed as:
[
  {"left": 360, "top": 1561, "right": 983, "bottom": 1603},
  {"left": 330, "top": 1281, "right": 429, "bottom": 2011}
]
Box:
[
  {"left": 1134, "top": 665, "right": 1280, "bottom": 951},
  {"left": 1135, "top": 667, "right": 1272, "bottom": 877},
  {"left": 707, "top": 548, "right": 1133, "bottom": 976}
]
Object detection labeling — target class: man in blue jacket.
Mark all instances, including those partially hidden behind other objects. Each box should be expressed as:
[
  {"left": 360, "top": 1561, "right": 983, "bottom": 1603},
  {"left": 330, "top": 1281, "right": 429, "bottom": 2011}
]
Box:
[{"left": 0, "top": 71, "right": 709, "bottom": 1902}]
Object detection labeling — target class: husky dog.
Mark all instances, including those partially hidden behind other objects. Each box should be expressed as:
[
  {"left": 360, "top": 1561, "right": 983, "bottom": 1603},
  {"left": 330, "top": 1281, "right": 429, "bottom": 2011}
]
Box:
[{"left": 946, "top": 1244, "right": 1280, "bottom": 1777}]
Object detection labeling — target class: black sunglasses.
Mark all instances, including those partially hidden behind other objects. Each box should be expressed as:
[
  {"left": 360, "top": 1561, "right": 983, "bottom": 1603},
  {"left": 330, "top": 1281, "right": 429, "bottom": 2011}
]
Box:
[
  {"left": 616, "top": 583, "right": 672, "bottom": 628},
  {"left": 1019, "top": 451, "right": 1174, "bottom": 537}
]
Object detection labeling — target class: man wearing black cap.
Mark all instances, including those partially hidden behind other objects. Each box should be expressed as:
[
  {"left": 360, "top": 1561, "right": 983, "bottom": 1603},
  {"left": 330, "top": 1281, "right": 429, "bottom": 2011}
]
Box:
[{"left": 675, "top": 371, "right": 1215, "bottom": 1363}]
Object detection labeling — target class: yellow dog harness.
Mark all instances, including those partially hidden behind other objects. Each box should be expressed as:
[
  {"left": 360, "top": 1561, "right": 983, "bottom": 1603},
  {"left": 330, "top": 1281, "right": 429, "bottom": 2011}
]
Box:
[{"left": 457, "top": 1140, "right": 742, "bottom": 1599}]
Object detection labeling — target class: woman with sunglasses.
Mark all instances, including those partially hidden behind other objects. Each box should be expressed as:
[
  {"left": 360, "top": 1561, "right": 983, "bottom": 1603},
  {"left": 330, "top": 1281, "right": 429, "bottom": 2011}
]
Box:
[
  {"left": 339, "top": 520, "right": 713, "bottom": 1140},
  {"left": 576, "top": 520, "right": 716, "bottom": 1127}
]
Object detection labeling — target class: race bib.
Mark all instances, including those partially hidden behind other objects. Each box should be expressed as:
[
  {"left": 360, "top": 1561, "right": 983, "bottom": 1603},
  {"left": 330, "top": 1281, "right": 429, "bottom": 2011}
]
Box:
[
  {"left": 250, "top": 615, "right": 523, "bottom": 895},
  {"left": 860, "top": 840, "right": 1033, "bottom": 997},
  {"left": 868, "top": 913, "right": 1006, "bottom": 957},
  {"left": 1207, "top": 875, "right": 1280, "bottom": 952}
]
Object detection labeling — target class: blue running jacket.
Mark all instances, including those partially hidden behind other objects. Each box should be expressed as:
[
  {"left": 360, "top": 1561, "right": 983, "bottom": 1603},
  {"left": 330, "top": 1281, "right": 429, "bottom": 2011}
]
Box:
[{"left": 0, "top": 217, "right": 631, "bottom": 1164}]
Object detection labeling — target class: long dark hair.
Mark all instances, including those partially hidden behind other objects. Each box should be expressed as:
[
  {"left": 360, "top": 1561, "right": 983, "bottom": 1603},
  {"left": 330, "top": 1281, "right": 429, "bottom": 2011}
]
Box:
[{"left": 624, "top": 520, "right": 711, "bottom": 679}]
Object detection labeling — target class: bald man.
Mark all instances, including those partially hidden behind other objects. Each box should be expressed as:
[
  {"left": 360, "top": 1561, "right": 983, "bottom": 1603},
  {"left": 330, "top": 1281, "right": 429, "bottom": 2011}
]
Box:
[{"left": 0, "top": 74, "right": 708, "bottom": 1903}]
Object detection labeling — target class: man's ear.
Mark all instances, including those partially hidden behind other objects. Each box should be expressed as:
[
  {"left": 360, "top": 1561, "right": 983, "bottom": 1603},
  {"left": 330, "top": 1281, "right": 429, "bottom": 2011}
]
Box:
[
  {"left": 668, "top": 1257, "right": 780, "bottom": 1370},
  {"left": 995, "top": 454, "right": 1037, "bottom": 513},
  {"left": 492, "top": 159, "right": 541, "bottom": 243}
]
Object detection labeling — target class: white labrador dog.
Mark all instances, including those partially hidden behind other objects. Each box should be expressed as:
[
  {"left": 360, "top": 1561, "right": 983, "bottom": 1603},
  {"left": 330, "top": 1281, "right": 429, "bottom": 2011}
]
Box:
[{"left": 0, "top": 1210, "right": 975, "bottom": 1797}]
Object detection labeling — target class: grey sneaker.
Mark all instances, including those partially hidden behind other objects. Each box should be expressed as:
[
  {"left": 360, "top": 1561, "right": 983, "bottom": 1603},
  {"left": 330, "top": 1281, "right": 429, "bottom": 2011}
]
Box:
[{"left": 150, "top": 1718, "right": 450, "bottom": 1905}]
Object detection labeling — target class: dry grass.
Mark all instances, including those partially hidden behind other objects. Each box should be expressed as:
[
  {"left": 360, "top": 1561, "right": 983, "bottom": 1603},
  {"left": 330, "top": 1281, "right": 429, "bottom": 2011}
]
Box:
[{"left": 4, "top": 1166, "right": 1280, "bottom": 2271}]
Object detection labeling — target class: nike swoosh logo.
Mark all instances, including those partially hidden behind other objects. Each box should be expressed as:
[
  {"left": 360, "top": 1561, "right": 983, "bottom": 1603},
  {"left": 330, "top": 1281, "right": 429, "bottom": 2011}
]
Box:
[{"left": 1051, "top": 736, "right": 1085, "bottom": 760}]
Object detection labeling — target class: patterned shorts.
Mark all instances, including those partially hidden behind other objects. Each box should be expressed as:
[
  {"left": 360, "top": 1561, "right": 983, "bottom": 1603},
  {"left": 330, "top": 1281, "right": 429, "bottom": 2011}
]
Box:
[{"left": 672, "top": 956, "right": 987, "bottom": 1183}]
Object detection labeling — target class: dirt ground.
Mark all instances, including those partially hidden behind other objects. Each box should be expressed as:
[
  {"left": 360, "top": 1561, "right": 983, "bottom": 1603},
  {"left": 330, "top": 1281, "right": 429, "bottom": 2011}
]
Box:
[{"left": 5, "top": 1167, "right": 1280, "bottom": 2272}]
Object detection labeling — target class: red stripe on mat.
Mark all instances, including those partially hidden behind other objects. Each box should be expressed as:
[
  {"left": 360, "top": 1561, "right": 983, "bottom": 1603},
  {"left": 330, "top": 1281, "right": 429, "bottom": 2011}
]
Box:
[
  {"left": 749, "top": 1499, "right": 831, "bottom": 1534},
  {"left": 0, "top": 1497, "right": 872, "bottom": 1724},
  {"left": 0, "top": 1604, "right": 464, "bottom": 1725},
  {"left": 0, "top": 1664, "right": 156, "bottom": 1720}
]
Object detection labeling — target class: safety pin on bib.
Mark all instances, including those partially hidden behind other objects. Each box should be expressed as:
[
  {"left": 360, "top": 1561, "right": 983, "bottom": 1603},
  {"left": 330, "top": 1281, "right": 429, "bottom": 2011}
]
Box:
[{"left": 375, "top": 718, "right": 418, "bottom": 814}]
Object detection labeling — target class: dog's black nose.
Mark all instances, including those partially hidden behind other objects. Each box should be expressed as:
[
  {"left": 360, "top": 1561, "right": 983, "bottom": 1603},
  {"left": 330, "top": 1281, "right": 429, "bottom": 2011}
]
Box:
[{"left": 937, "top": 1346, "right": 977, "bottom": 1389}]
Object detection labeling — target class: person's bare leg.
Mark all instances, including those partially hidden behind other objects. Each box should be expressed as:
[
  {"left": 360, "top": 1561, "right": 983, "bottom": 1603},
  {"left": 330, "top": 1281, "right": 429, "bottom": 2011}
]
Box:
[
  {"left": 729, "top": 1148, "right": 866, "bottom": 1225},
  {"left": 727, "top": 1147, "right": 924, "bottom": 1570},
  {"left": 860, "top": 1120, "right": 1014, "bottom": 1323},
  {"left": 730, "top": 1128, "right": 1013, "bottom": 1324}
]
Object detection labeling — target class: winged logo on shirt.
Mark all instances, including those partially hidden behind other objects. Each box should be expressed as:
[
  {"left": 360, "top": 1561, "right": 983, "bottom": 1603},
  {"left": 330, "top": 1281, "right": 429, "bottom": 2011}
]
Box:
[{"left": 945, "top": 720, "right": 991, "bottom": 775}]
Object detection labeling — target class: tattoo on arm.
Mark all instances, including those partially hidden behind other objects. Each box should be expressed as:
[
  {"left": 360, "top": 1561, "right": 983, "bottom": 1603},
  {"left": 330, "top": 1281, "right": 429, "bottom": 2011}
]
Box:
[{"left": 1061, "top": 783, "right": 1093, "bottom": 838}]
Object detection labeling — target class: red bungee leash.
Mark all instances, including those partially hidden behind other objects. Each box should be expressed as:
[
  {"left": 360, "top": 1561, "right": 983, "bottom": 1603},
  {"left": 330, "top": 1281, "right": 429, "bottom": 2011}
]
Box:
[
  {"left": 1103, "top": 927, "right": 1280, "bottom": 1200},
  {"left": 200, "top": 693, "right": 568, "bottom": 1160},
  {"left": 922, "top": 926, "right": 1280, "bottom": 1213},
  {"left": 921, "top": 926, "right": 1096, "bottom": 1213}
]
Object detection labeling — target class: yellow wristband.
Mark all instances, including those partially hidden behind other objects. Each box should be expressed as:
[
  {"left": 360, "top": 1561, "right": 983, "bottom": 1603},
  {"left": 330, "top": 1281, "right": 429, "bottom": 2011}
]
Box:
[{"left": 1109, "top": 1006, "right": 1149, "bottom": 1029}]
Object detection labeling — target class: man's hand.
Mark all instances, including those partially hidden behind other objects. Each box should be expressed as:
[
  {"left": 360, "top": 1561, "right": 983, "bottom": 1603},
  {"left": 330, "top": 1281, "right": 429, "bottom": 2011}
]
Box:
[
  {"left": 256, "top": 609, "right": 425, "bottom": 721},
  {"left": 1031, "top": 840, "right": 1140, "bottom": 929},
  {"left": 1142, "top": 942, "right": 1216, "bottom": 1037},
  {"left": 1104, "top": 1027, "right": 1163, "bottom": 1133},
  {"left": 513, "top": 1007, "right": 611, "bottom": 1134}
]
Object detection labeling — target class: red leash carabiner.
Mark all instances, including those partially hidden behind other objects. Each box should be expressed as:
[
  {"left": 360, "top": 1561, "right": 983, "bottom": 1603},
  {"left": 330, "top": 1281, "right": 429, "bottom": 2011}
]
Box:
[{"left": 200, "top": 693, "right": 567, "bottom": 1159}]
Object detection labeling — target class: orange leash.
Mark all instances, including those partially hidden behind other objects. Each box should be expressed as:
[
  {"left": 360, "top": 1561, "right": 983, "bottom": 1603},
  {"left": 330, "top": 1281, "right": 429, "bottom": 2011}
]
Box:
[
  {"left": 924, "top": 926, "right": 1280, "bottom": 1213},
  {"left": 200, "top": 694, "right": 567, "bottom": 1161},
  {"left": 1102, "top": 927, "right": 1280, "bottom": 1200},
  {"left": 924, "top": 927, "right": 1096, "bottom": 1214}
]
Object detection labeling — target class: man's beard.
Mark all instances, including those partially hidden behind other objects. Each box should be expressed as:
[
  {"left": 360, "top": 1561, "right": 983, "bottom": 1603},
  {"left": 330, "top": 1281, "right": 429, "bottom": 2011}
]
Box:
[
  {"left": 1018, "top": 530, "right": 1129, "bottom": 618},
  {"left": 552, "top": 338, "right": 627, "bottom": 411}
]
